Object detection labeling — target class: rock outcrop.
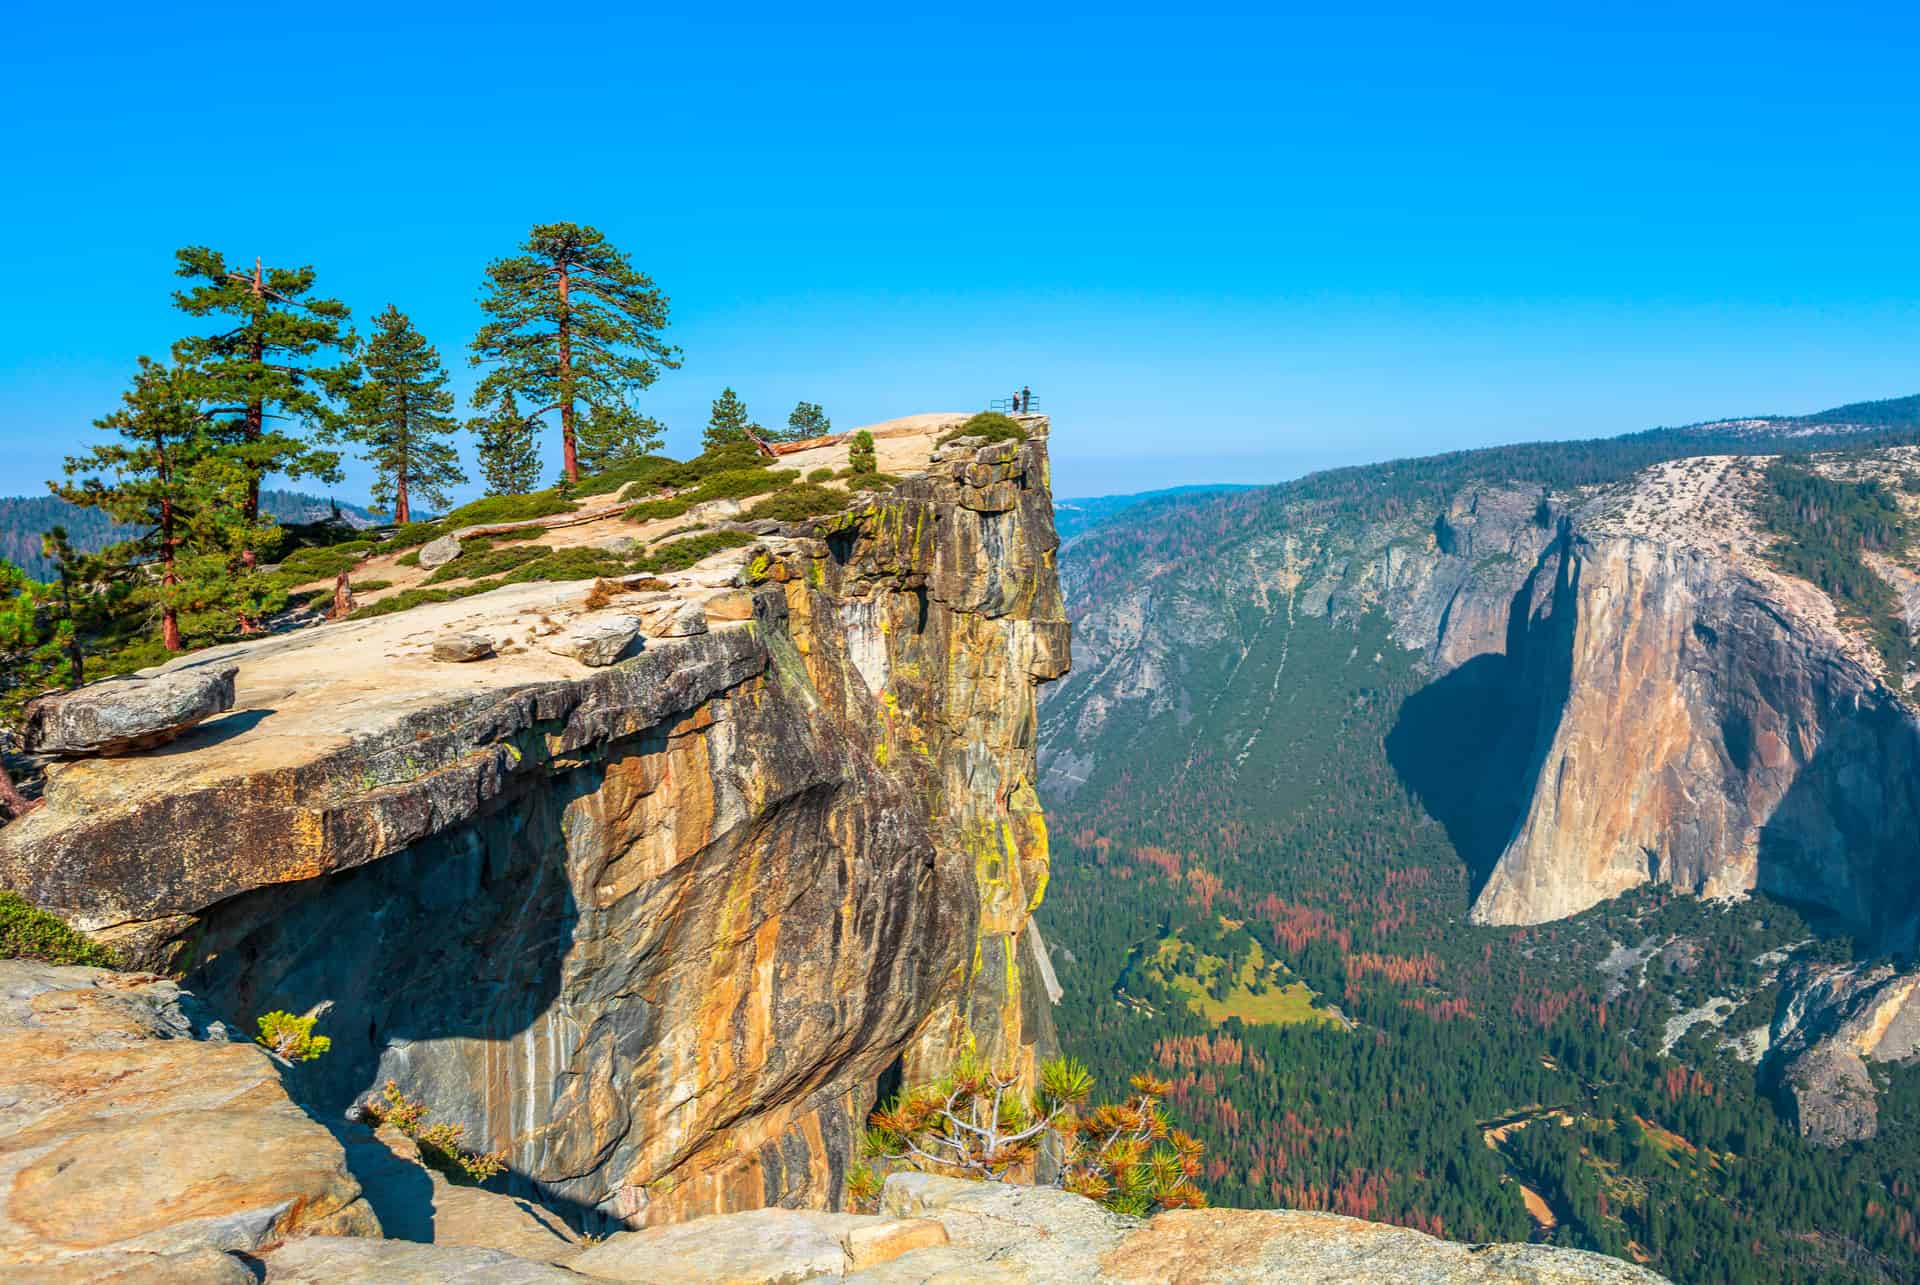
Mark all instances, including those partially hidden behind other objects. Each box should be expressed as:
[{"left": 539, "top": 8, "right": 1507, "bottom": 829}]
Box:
[
  {"left": 0, "top": 961, "right": 377, "bottom": 1279},
  {"left": 24, "top": 662, "right": 238, "bottom": 756},
  {"left": 1764, "top": 961, "right": 1920, "bottom": 1144},
  {"left": 0, "top": 416, "right": 1067, "bottom": 1231}
]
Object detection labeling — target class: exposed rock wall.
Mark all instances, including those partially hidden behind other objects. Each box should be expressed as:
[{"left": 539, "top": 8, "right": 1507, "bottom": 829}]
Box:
[{"left": 0, "top": 426, "right": 1067, "bottom": 1230}]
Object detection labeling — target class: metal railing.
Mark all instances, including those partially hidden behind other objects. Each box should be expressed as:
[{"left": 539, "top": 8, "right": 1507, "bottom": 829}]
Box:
[{"left": 989, "top": 395, "right": 1041, "bottom": 414}]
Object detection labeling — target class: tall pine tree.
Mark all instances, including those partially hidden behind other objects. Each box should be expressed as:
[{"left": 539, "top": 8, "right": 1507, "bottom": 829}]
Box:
[
  {"left": 171, "top": 248, "right": 354, "bottom": 568},
  {"left": 784, "top": 400, "right": 831, "bottom": 442},
  {"left": 0, "top": 559, "right": 79, "bottom": 817},
  {"left": 473, "top": 390, "right": 543, "bottom": 496},
  {"left": 342, "top": 306, "right": 467, "bottom": 523},
  {"left": 54, "top": 358, "right": 259, "bottom": 653},
  {"left": 705, "top": 387, "right": 755, "bottom": 451},
  {"left": 576, "top": 402, "right": 666, "bottom": 476},
  {"left": 469, "top": 222, "right": 679, "bottom": 482}
]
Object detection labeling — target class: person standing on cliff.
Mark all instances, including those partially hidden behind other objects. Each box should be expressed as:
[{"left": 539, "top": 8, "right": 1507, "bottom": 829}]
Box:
[{"left": 1020, "top": 385, "right": 1032, "bottom": 413}]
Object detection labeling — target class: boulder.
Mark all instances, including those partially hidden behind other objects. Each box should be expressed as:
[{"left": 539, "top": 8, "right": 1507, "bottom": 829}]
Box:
[
  {"left": 431, "top": 634, "right": 495, "bottom": 663},
  {"left": 542, "top": 616, "right": 642, "bottom": 667},
  {"left": 261, "top": 1237, "right": 578, "bottom": 1283},
  {"left": 645, "top": 602, "right": 708, "bottom": 639},
  {"left": 24, "top": 664, "right": 237, "bottom": 757},
  {"left": 0, "top": 963, "right": 377, "bottom": 1276},
  {"left": 565, "top": 1206, "right": 947, "bottom": 1282},
  {"left": 416, "top": 536, "right": 463, "bottom": 569}
]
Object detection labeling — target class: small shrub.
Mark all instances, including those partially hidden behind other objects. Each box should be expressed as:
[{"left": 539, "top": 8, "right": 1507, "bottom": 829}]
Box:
[
  {"left": 745, "top": 484, "right": 850, "bottom": 522},
  {"left": 426, "top": 544, "right": 550, "bottom": 585},
  {"left": 583, "top": 578, "right": 620, "bottom": 610},
  {"left": 355, "top": 579, "right": 393, "bottom": 592},
  {"left": 848, "top": 430, "right": 877, "bottom": 474},
  {"left": 808, "top": 467, "right": 837, "bottom": 483},
  {"left": 641, "top": 530, "right": 756, "bottom": 572},
  {"left": 372, "top": 521, "right": 446, "bottom": 554},
  {"left": 491, "top": 526, "right": 549, "bottom": 544},
  {"left": 255, "top": 1010, "right": 331, "bottom": 1062},
  {"left": 627, "top": 576, "right": 671, "bottom": 592},
  {"left": 438, "top": 489, "right": 576, "bottom": 528},
  {"left": 938, "top": 412, "right": 1026, "bottom": 446},
  {"left": 0, "top": 891, "right": 117, "bottom": 966},
  {"left": 862, "top": 1056, "right": 1205, "bottom": 1217},
  {"left": 844, "top": 1160, "right": 883, "bottom": 1213},
  {"left": 503, "top": 547, "right": 628, "bottom": 584},
  {"left": 624, "top": 497, "right": 692, "bottom": 524},
  {"left": 275, "top": 543, "right": 370, "bottom": 583},
  {"left": 574, "top": 454, "right": 677, "bottom": 498},
  {"left": 395, "top": 550, "right": 421, "bottom": 567},
  {"left": 366, "top": 1080, "right": 507, "bottom": 1185},
  {"left": 688, "top": 468, "right": 795, "bottom": 503},
  {"left": 845, "top": 472, "right": 900, "bottom": 492}
]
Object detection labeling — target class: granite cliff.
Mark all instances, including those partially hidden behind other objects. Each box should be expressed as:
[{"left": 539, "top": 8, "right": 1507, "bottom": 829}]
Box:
[
  {"left": 1046, "top": 444, "right": 1920, "bottom": 1144},
  {"left": 0, "top": 415, "right": 1067, "bottom": 1230}
]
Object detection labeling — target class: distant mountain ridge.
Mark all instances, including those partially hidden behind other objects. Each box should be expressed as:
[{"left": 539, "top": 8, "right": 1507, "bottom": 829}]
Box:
[
  {"left": 0, "top": 491, "right": 381, "bottom": 579},
  {"left": 1052, "top": 484, "right": 1256, "bottom": 543}
]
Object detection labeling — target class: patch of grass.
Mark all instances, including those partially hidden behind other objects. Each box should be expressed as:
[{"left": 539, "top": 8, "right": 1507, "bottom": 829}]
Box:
[
  {"left": 845, "top": 472, "right": 901, "bottom": 491},
  {"left": 348, "top": 581, "right": 499, "bottom": 620},
  {"left": 372, "top": 521, "right": 446, "bottom": 554},
  {"left": 574, "top": 454, "right": 678, "bottom": 498},
  {"left": 808, "top": 467, "right": 837, "bottom": 483},
  {"left": 640, "top": 530, "right": 755, "bottom": 571},
  {"left": 745, "top": 484, "right": 851, "bottom": 522},
  {"left": 0, "top": 891, "right": 117, "bottom": 966},
  {"left": 273, "top": 543, "right": 372, "bottom": 583},
  {"left": 502, "top": 547, "right": 629, "bottom": 583},
  {"left": 354, "top": 579, "right": 393, "bottom": 592},
  {"left": 394, "top": 550, "right": 421, "bottom": 567},
  {"left": 491, "top": 526, "right": 548, "bottom": 544},
  {"left": 939, "top": 411, "right": 1027, "bottom": 446},
  {"left": 624, "top": 497, "right": 692, "bottom": 524},
  {"left": 425, "top": 544, "right": 551, "bottom": 584},
  {"left": 688, "top": 468, "right": 797, "bottom": 503}
]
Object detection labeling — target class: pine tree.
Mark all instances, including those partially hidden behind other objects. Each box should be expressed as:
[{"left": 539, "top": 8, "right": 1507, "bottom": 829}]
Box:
[
  {"left": 342, "top": 306, "right": 467, "bottom": 523},
  {"left": 171, "top": 248, "right": 353, "bottom": 568},
  {"left": 705, "top": 387, "right": 754, "bottom": 451},
  {"left": 575, "top": 402, "right": 666, "bottom": 476},
  {"left": 470, "top": 222, "right": 679, "bottom": 482},
  {"left": 472, "top": 390, "right": 543, "bottom": 497},
  {"left": 785, "top": 401, "right": 831, "bottom": 441},
  {"left": 0, "top": 558, "right": 83, "bottom": 817},
  {"left": 54, "top": 358, "right": 265, "bottom": 652}
]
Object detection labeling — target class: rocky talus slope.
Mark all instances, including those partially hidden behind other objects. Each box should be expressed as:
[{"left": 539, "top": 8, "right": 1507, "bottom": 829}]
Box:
[{"left": 1049, "top": 448, "right": 1920, "bottom": 1141}]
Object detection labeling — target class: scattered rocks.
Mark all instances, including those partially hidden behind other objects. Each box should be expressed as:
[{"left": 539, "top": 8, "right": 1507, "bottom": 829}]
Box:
[
  {"left": 430, "top": 634, "right": 495, "bottom": 663},
  {"left": 24, "top": 664, "right": 237, "bottom": 757},
  {"left": 641, "top": 601, "right": 708, "bottom": 638},
  {"left": 416, "top": 535, "right": 463, "bottom": 569},
  {"left": 542, "top": 616, "right": 642, "bottom": 667}
]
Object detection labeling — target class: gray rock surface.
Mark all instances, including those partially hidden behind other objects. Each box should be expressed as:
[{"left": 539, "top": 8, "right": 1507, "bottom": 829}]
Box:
[
  {"left": 417, "top": 535, "right": 463, "bottom": 569},
  {"left": 431, "top": 634, "right": 495, "bottom": 663},
  {"left": 24, "top": 664, "right": 237, "bottom": 756},
  {"left": 541, "top": 615, "right": 642, "bottom": 666},
  {"left": 567, "top": 1206, "right": 947, "bottom": 1280},
  {"left": 262, "top": 1237, "right": 578, "bottom": 1283},
  {"left": 1766, "top": 961, "right": 1920, "bottom": 1144}
]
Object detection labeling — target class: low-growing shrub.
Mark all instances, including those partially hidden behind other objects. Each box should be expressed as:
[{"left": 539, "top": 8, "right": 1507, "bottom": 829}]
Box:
[
  {"left": 845, "top": 472, "right": 900, "bottom": 491},
  {"left": 808, "top": 467, "right": 837, "bottom": 483},
  {"left": 745, "top": 484, "right": 850, "bottom": 522},
  {"left": 438, "top": 490, "right": 577, "bottom": 528},
  {"left": 688, "top": 468, "right": 796, "bottom": 503},
  {"left": 255, "top": 1010, "right": 331, "bottom": 1062},
  {"left": 502, "top": 547, "right": 628, "bottom": 584},
  {"left": 395, "top": 550, "right": 421, "bottom": 567},
  {"left": 355, "top": 579, "right": 393, "bottom": 592},
  {"left": 0, "top": 891, "right": 117, "bottom": 966},
  {"left": 938, "top": 412, "right": 1026, "bottom": 446},
  {"left": 848, "top": 430, "right": 877, "bottom": 474},
  {"left": 372, "top": 521, "right": 446, "bottom": 554},
  {"left": 366, "top": 1080, "right": 507, "bottom": 1185},
  {"left": 491, "top": 526, "right": 548, "bottom": 544},
  {"left": 426, "top": 544, "right": 550, "bottom": 585},
  {"left": 574, "top": 454, "right": 677, "bottom": 498},
  {"left": 642, "top": 530, "right": 755, "bottom": 571},
  {"left": 274, "top": 542, "right": 371, "bottom": 583},
  {"left": 623, "top": 497, "right": 692, "bottom": 523}
]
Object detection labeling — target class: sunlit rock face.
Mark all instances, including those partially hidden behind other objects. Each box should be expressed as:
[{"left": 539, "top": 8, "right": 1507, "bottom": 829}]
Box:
[{"left": 0, "top": 423, "right": 1067, "bottom": 1229}]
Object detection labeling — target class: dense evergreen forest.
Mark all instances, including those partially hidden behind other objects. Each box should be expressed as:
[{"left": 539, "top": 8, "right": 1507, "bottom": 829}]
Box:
[
  {"left": 0, "top": 491, "right": 376, "bottom": 579},
  {"left": 1040, "top": 421, "right": 1920, "bottom": 1283}
]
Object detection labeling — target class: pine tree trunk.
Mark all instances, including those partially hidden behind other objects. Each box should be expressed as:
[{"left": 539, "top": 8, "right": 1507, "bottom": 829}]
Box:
[
  {"left": 558, "top": 263, "right": 577, "bottom": 482},
  {"left": 242, "top": 258, "right": 266, "bottom": 572},
  {"left": 0, "top": 761, "right": 38, "bottom": 819},
  {"left": 394, "top": 405, "right": 411, "bottom": 525},
  {"left": 160, "top": 492, "right": 182, "bottom": 652}
]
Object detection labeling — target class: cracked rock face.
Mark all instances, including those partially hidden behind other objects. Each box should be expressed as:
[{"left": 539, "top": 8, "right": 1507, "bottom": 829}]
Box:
[{"left": 0, "top": 420, "right": 1069, "bottom": 1231}]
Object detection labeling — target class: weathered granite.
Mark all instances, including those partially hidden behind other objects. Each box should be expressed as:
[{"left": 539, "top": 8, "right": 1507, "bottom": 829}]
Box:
[
  {"left": 416, "top": 535, "right": 463, "bottom": 569},
  {"left": 431, "top": 633, "right": 495, "bottom": 663},
  {"left": 24, "top": 663, "right": 237, "bottom": 756},
  {"left": 540, "top": 614, "right": 642, "bottom": 666}
]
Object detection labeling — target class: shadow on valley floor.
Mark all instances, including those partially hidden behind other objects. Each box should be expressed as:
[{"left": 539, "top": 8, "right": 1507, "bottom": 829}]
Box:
[{"left": 1385, "top": 532, "right": 1576, "bottom": 901}]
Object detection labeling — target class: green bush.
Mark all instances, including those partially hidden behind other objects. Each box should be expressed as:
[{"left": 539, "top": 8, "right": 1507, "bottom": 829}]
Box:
[
  {"left": 367, "top": 1081, "right": 506, "bottom": 1185},
  {"left": 688, "top": 468, "right": 796, "bottom": 503},
  {"left": 255, "top": 1010, "right": 331, "bottom": 1062},
  {"left": 0, "top": 891, "right": 117, "bottom": 966},
  {"left": 938, "top": 412, "right": 1027, "bottom": 446},
  {"left": 808, "top": 468, "right": 837, "bottom": 483},
  {"left": 848, "top": 430, "right": 877, "bottom": 474},
  {"left": 372, "top": 521, "right": 446, "bottom": 554},
  {"left": 274, "top": 543, "right": 368, "bottom": 584},
  {"left": 502, "top": 547, "right": 628, "bottom": 583},
  {"left": 347, "top": 583, "right": 495, "bottom": 620},
  {"left": 491, "top": 526, "right": 548, "bottom": 544},
  {"left": 574, "top": 454, "right": 677, "bottom": 498},
  {"left": 745, "top": 484, "right": 851, "bottom": 522},
  {"left": 624, "top": 497, "right": 692, "bottom": 523},
  {"left": 845, "top": 472, "right": 900, "bottom": 492},
  {"left": 641, "top": 531, "right": 755, "bottom": 571},
  {"left": 425, "top": 544, "right": 550, "bottom": 584},
  {"left": 355, "top": 579, "right": 393, "bottom": 592},
  {"left": 438, "top": 489, "right": 576, "bottom": 528},
  {"left": 395, "top": 550, "right": 421, "bottom": 567}
]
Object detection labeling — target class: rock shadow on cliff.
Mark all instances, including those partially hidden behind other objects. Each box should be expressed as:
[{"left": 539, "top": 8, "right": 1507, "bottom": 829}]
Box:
[{"left": 1386, "top": 532, "right": 1577, "bottom": 900}]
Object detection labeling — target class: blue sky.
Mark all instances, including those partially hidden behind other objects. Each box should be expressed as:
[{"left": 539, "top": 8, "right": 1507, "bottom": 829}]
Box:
[{"left": 5, "top": 3, "right": 1919, "bottom": 502}]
